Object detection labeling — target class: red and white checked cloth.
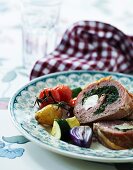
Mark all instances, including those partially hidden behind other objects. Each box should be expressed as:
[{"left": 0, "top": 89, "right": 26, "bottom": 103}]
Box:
[{"left": 30, "top": 21, "right": 133, "bottom": 80}]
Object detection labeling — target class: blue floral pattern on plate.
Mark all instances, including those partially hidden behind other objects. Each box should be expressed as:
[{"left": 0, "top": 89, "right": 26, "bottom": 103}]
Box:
[
  {"left": 0, "top": 135, "right": 29, "bottom": 159},
  {"left": 9, "top": 70, "right": 133, "bottom": 163}
]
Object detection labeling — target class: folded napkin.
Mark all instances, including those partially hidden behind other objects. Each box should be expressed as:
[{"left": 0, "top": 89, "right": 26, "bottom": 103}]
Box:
[{"left": 30, "top": 21, "right": 133, "bottom": 80}]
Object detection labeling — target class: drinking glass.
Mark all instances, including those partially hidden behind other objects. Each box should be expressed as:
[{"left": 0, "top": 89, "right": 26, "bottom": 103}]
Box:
[{"left": 21, "top": 0, "right": 61, "bottom": 72}]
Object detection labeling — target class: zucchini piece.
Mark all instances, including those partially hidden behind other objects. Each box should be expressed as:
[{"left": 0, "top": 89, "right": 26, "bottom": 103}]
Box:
[
  {"left": 51, "top": 120, "right": 61, "bottom": 139},
  {"left": 51, "top": 119, "right": 70, "bottom": 141},
  {"left": 72, "top": 87, "right": 82, "bottom": 98},
  {"left": 66, "top": 116, "right": 80, "bottom": 128}
]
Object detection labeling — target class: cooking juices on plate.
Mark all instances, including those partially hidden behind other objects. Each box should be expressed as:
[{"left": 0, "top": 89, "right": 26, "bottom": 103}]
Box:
[{"left": 34, "top": 77, "right": 133, "bottom": 150}]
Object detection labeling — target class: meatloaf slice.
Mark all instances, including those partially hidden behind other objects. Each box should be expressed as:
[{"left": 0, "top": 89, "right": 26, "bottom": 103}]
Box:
[
  {"left": 74, "top": 77, "right": 133, "bottom": 124},
  {"left": 93, "top": 120, "right": 133, "bottom": 150},
  {"left": 125, "top": 92, "right": 133, "bottom": 120},
  {"left": 126, "top": 113, "right": 133, "bottom": 120}
]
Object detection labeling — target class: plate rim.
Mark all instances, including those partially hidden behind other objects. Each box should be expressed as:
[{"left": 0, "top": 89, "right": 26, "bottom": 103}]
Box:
[{"left": 8, "top": 70, "right": 133, "bottom": 163}]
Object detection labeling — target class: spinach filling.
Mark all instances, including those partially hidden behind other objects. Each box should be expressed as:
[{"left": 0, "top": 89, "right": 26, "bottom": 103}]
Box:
[
  {"left": 82, "top": 86, "right": 119, "bottom": 114},
  {"left": 113, "top": 124, "right": 133, "bottom": 132}
]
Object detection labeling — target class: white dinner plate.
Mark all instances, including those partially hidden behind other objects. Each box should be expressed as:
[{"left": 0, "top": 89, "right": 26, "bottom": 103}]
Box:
[{"left": 9, "top": 70, "right": 133, "bottom": 163}]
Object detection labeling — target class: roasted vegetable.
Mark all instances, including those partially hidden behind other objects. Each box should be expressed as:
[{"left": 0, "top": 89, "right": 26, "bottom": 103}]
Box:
[
  {"left": 51, "top": 119, "right": 70, "bottom": 140},
  {"left": 34, "top": 85, "right": 82, "bottom": 109},
  {"left": 70, "top": 126, "right": 93, "bottom": 148},
  {"left": 66, "top": 116, "right": 80, "bottom": 128},
  {"left": 35, "top": 104, "right": 63, "bottom": 126},
  {"left": 72, "top": 87, "right": 82, "bottom": 98},
  {"left": 51, "top": 116, "right": 80, "bottom": 141},
  {"left": 35, "top": 84, "right": 72, "bottom": 109},
  {"left": 68, "top": 98, "right": 77, "bottom": 107},
  {"left": 55, "top": 84, "right": 72, "bottom": 102}
]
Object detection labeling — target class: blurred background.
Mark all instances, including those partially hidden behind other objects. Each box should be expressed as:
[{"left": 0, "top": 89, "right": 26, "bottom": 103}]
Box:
[{"left": 0, "top": 0, "right": 133, "bottom": 99}]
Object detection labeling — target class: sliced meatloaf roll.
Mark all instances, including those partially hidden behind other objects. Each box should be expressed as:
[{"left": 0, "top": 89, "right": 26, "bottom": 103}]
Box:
[
  {"left": 93, "top": 120, "right": 133, "bottom": 150},
  {"left": 125, "top": 93, "right": 133, "bottom": 120},
  {"left": 126, "top": 113, "right": 133, "bottom": 120},
  {"left": 74, "top": 77, "right": 133, "bottom": 124}
]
